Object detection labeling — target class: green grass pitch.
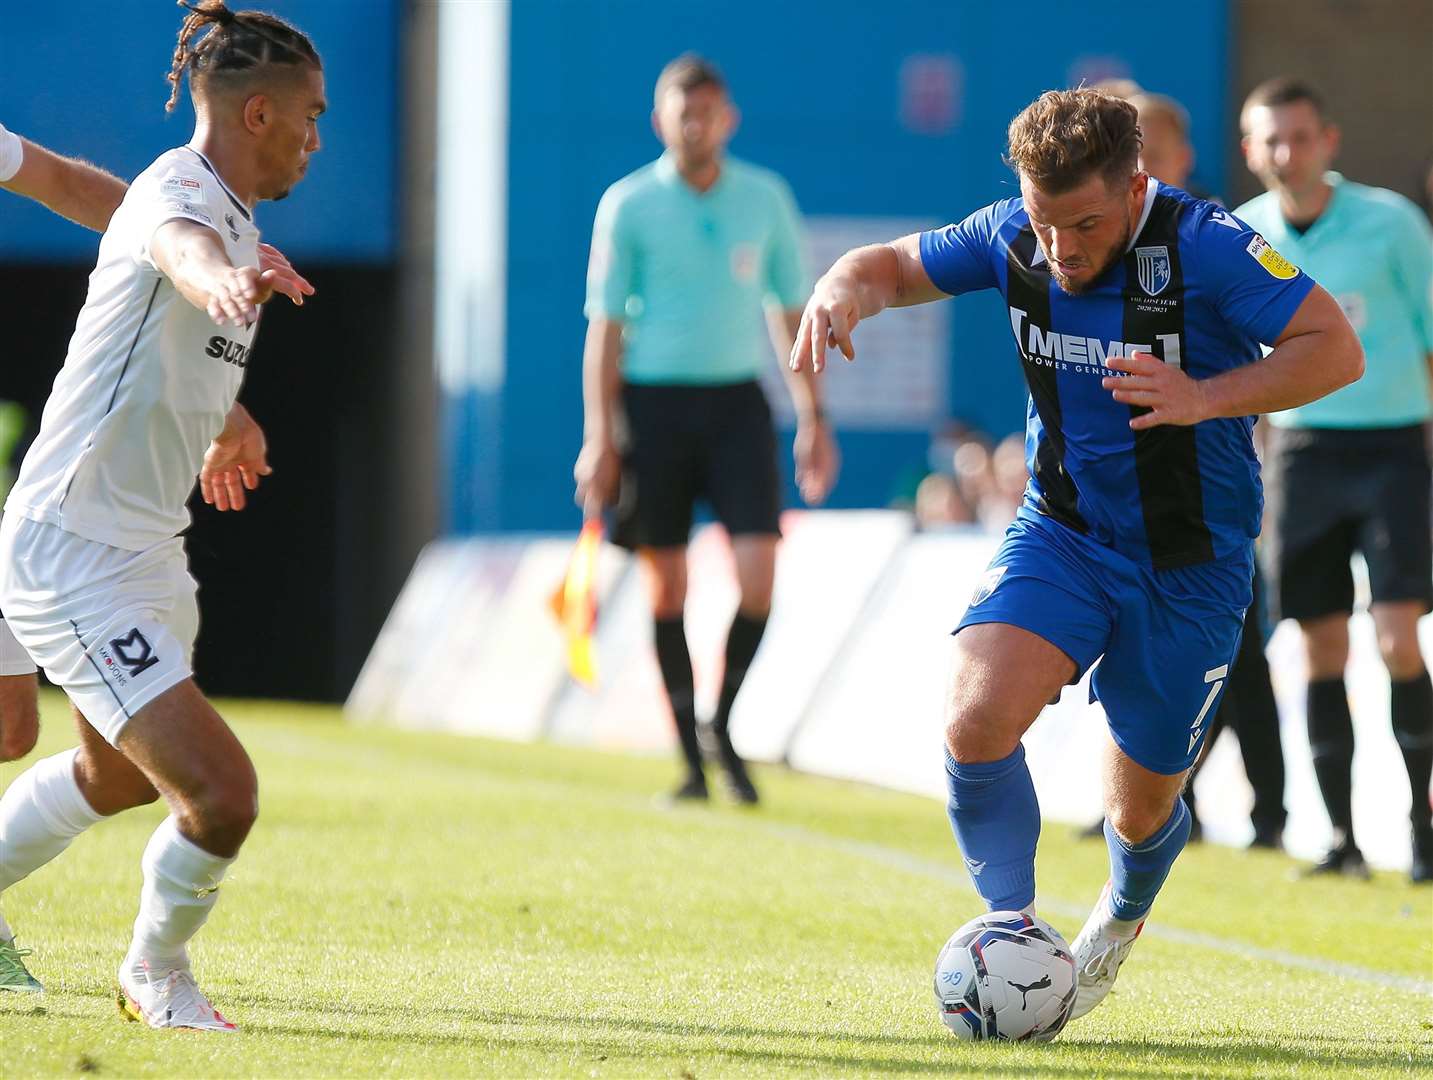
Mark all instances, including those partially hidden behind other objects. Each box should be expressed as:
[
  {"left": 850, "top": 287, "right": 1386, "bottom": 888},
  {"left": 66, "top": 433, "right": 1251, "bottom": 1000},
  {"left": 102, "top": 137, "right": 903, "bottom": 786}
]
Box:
[{"left": 1, "top": 693, "right": 1430, "bottom": 1077}]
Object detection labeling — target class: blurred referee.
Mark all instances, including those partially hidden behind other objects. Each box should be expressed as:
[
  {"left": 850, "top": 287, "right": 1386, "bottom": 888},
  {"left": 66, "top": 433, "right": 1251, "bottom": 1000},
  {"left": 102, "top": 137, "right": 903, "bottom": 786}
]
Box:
[
  {"left": 574, "top": 55, "right": 839, "bottom": 803},
  {"left": 1238, "top": 78, "right": 1433, "bottom": 882}
]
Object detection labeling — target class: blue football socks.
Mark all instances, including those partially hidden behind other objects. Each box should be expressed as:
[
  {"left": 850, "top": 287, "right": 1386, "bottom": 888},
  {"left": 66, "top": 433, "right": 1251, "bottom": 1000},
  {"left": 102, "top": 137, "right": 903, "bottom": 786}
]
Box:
[
  {"left": 1103, "top": 797, "right": 1191, "bottom": 923},
  {"left": 944, "top": 744, "right": 1040, "bottom": 911}
]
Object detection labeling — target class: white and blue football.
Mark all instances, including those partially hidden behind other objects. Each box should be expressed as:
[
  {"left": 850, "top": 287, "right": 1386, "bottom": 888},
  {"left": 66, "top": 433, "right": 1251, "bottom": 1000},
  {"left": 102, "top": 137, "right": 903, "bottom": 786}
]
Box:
[{"left": 933, "top": 910, "right": 1077, "bottom": 1042}]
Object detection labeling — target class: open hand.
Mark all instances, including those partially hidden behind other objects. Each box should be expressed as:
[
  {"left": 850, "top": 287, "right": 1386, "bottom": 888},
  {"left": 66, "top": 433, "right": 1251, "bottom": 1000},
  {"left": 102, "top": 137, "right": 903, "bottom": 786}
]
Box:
[
  {"left": 257, "top": 242, "right": 315, "bottom": 307},
  {"left": 206, "top": 265, "right": 272, "bottom": 328},
  {"left": 200, "top": 408, "right": 272, "bottom": 511}
]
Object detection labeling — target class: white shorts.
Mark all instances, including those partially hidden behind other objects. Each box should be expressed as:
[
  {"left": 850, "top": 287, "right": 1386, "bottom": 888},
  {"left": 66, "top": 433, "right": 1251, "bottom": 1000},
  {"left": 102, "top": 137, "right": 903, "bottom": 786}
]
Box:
[
  {"left": 0, "top": 616, "right": 36, "bottom": 676},
  {"left": 0, "top": 515, "right": 198, "bottom": 745}
]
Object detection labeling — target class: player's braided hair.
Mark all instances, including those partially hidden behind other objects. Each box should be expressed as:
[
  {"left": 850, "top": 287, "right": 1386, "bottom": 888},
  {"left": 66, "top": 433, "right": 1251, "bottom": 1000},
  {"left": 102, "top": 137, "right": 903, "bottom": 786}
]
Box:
[
  {"left": 1005, "top": 89, "right": 1143, "bottom": 195},
  {"left": 165, "top": 0, "right": 320, "bottom": 114}
]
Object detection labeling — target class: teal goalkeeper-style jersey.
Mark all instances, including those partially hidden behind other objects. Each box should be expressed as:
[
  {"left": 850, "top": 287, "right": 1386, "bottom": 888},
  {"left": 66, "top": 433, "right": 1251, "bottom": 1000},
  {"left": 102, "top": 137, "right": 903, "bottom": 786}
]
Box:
[
  {"left": 1235, "top": 172, "right": 1433, "bottom": 428},
  {"left": 584, "top": 152, "right": 808, "bottom": 385}
]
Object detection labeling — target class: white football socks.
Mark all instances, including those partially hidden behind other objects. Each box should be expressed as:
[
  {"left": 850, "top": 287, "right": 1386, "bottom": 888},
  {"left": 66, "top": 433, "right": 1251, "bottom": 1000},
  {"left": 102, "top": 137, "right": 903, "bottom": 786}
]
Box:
[
  {"left": 124, "top": 816, "right": 234, "bottom": 981},
  {"left": 0, "top": 748, "right": 104, "bottom": 902}
]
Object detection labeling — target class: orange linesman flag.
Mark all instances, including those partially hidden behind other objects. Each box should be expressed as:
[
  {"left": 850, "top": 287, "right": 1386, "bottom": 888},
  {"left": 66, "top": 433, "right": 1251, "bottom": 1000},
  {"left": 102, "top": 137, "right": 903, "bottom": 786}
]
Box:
[{"left": 549, "top": 519, "right": 603, "bottom": 687}]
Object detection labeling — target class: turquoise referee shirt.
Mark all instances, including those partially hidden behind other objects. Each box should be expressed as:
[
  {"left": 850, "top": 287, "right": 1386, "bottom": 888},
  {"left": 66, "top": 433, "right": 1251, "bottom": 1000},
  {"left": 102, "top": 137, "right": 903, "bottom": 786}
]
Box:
[
  {"left": 584, "top": 152, "right": 808, "bottom": 386},
  {"left": 1235, "top": 172, "right": 1433, "bottom": 428}
]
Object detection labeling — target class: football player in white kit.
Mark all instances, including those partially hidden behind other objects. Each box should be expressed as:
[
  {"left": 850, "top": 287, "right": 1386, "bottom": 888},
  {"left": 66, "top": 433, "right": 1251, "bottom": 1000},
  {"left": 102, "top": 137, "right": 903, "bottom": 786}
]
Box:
[
  {"left": 0, "top": 125, "right": 311, "bottom": 767},
  {"left": 0, "top": 1, "right": 322, "bottom": 1029}
]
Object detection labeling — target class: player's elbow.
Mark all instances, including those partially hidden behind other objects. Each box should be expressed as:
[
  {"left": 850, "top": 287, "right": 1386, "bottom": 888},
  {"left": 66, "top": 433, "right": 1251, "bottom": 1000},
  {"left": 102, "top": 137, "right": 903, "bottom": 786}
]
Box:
[{"left": 1333, "top": 329, "right": 1365, "bottom": 390}]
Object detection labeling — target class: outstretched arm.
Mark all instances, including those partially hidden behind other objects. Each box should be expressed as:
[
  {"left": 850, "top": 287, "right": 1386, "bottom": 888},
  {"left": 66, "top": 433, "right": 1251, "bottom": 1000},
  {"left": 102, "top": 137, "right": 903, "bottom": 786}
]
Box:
[
  {"left": 151, "top": 219, "right": 279, "bottom": 327},
  {"left": 790, "top": 234, "right": 947, "bottom": 374},
  {"left": 0, "top": 132, "right": 126, "bottom": 233}
]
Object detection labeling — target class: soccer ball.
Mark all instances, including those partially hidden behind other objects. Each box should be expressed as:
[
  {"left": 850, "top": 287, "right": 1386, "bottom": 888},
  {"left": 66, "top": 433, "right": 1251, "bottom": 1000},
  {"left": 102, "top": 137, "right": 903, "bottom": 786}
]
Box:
[{"left": 933, "top": 910, "right": 1077, "bottom": 1042}]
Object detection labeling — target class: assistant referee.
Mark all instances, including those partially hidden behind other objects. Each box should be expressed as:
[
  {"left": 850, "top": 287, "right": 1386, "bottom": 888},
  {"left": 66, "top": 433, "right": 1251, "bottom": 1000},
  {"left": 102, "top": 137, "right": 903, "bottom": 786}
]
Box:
[
  {"left": 574, "top": 54, "right": 839, "bottom": 804},
  {"left": 1238, "top": 78, "right": 1433, "bottom": 882}
]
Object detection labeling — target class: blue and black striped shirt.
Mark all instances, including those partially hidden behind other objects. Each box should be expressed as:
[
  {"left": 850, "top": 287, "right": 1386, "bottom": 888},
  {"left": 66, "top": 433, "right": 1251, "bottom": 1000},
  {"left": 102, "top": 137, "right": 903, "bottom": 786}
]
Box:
[{"left": 921, "top": 181, "right": 1314, "bottom": 569}]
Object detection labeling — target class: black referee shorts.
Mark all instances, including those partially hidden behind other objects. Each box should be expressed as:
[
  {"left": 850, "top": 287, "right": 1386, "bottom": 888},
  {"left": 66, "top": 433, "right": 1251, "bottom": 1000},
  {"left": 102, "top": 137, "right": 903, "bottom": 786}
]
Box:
[
  {"left": 1262, "top": 424, "right": 1433, "bottom": 622},
  {"left": 609, "top": 379, "right": 782, "bottom": 551}
]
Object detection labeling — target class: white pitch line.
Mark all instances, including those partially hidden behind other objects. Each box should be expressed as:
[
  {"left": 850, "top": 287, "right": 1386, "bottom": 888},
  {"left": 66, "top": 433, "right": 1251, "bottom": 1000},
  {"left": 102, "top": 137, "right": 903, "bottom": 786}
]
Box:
[
  {"left": 754, "top": 821, "right": 1433, "bottom": 998},
  {"left": 257, "top": 726, "right": 1432, "bottom": 998}
]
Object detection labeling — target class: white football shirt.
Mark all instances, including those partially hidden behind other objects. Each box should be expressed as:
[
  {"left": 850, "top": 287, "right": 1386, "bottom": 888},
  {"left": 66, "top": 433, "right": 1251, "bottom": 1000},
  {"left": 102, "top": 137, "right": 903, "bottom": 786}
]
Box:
[
  {"left": 6, "top": 146, "right": 261, "bottom": 550},
  {"left": 0, "top": 122, "right": 23, "bottom": 182}
]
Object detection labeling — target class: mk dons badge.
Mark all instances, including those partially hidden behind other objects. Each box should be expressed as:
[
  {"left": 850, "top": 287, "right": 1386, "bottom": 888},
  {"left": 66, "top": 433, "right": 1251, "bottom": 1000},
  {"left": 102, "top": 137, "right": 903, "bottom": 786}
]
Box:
[
  {"left": 1135, "top": 246, "right": 1172, "bottom": 297},
  {"left": 1246, "top": 234, "right": 1299, "bottom": 280}
]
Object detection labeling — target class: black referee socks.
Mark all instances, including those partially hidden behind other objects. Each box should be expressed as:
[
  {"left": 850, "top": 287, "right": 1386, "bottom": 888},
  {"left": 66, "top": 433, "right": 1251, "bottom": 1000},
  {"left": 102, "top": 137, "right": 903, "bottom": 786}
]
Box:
[
  {"left": 1306, "top": 677, "right": 1356, "bottom": 845},
  {"left": 653, "top": 616, "right": 704, "bottom": 777},
  {"left": 1391, "top": 670, "right": 1433, "bottom": 831}
]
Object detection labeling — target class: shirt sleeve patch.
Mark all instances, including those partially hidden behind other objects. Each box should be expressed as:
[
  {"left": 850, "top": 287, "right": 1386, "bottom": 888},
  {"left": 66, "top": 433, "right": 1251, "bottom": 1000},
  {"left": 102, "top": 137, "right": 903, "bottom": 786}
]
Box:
[
  {"left": 161, "top": 176, "right": 204, "bottom": 201},
  {"left": 160, "top": 200, "right": 213, "bottom": 226},
  {"left": 1246, "top": 234, "right": 1299, "bottom": 280}
]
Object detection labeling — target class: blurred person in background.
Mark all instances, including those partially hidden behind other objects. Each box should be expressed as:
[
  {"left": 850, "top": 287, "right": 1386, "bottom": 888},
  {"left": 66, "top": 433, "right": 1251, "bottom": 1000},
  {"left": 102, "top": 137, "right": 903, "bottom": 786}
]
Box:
[
  {"left": 791, "top": 87, "right": 1360, "bottom": 1020},
  {"left": 574, "top": 55, "right": 839, "bottom": 805},
  {"left": 1239, "top": 78, "right": 1433, "bottom": 882},
  {"left": 985, "top": 433, "right": 1029, "bottom": 527},
  {"left": 1126, "top": 92, "right": 1201, "bottom": 200},
  {"left": 1075, "top": 88, "right": 1289, "bottom": 850},
  {"left": 915, "top": 472, "right": 975, "bottom": 529}
]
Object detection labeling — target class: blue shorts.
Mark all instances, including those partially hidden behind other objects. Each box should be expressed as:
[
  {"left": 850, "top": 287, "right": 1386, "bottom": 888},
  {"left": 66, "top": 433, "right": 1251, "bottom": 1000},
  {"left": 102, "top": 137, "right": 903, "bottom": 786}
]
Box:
[{"left": 957, "top": 510, "right": 1254, "bottom": 775}]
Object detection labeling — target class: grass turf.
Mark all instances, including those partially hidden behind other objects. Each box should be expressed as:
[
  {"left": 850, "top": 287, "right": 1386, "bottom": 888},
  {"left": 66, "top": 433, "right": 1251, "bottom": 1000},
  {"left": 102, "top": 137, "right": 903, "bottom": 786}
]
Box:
[{"left": 1, "top": 693, "right": 1430, "bottom": 1077}]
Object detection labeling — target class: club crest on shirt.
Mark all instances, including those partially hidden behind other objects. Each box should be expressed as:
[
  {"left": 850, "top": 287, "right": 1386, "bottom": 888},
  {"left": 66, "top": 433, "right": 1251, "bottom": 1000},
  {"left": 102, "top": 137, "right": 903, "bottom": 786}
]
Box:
[
  {"left": 730, "top": 243, "right": 759, "bottom": 284},
  {"left": 969, "top": 565, "right": 1008, "bottom": 607},
  {"left": 224, "top": 212, "right": 240, "bottom": 242},
  {"left": 1246, "top": 234, "right": 1299, "bottom": 280},
  {"left": 1135, "top": 246, "right": 1172, "bottom": 297}
]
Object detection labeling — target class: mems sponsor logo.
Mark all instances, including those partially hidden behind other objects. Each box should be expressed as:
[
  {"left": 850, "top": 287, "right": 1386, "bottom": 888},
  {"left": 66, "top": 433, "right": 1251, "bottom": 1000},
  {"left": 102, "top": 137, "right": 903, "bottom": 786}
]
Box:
[{"left": 1008, "top": 307, "right": 1183, "bottom": 373}]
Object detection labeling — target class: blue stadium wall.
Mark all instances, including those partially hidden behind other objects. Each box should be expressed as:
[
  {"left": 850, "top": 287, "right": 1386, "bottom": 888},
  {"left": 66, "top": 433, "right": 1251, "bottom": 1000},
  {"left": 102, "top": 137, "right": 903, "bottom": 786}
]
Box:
[{"left": 450, "top": 0, "right": 1231, "bottom": 534}]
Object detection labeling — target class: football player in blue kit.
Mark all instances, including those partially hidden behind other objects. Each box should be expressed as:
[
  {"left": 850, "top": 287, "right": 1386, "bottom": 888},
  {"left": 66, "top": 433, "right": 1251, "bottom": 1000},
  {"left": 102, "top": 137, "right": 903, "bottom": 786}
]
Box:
[{"left": 790, "top": 89, "right": 1363, "bottom": 1020}]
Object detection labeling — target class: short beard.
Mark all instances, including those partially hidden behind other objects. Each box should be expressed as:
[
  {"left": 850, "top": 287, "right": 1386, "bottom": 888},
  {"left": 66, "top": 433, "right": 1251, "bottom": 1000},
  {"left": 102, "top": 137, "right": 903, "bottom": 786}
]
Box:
[{"left": 1048, "top": 218, "right": 1132, "bottom": 295}]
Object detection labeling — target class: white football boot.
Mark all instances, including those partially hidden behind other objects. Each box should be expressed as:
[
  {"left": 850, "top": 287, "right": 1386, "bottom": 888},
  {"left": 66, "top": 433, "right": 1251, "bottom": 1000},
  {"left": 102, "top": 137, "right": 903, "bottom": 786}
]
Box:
[
  {"left": 1067, "top": 880, "right": 1144, "bottom": 1021},
  {"left": 118, "top": 961, "right": 237, "bottom": 1032}
]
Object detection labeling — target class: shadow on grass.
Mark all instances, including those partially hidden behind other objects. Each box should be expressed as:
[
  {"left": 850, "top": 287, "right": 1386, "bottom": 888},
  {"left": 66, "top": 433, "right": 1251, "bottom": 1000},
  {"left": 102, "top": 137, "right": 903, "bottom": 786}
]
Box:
[{"left": 227, "top": 993, "right": 1431, "bottom": 1077}]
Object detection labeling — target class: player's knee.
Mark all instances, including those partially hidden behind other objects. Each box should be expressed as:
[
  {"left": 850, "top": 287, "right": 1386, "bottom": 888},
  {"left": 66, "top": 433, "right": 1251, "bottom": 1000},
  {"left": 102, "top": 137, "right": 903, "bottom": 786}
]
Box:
[
  {"left": 75, "top": 749, "right": 160, "bottom": 815},
  {"left": 1105, "top": 797, "right": 1178, "bottom": 847},
  {"left": 0, "top": 682, "right": 39, "bottom": 761},
  {"left": 1375, "top": 634, "right": 1424, "bottom": 681},
  {"left": 1300, "top": 617, "right": 1349, "bottom": 678},
  {"left": 737, "top": 586, "right": 773, "bottom": 617},
  {"left": 187, "top": 770, "right": 259, "bottom": 852},
  {"left": 0, "top": 723, "right": 38, "bottom": 762},
  {"left": 944, "top": 708, "right": 1021, "bottom": 764},
  {"left": 646, "top": 570, "right": 686, "bottom": 618}
]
